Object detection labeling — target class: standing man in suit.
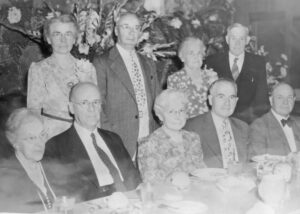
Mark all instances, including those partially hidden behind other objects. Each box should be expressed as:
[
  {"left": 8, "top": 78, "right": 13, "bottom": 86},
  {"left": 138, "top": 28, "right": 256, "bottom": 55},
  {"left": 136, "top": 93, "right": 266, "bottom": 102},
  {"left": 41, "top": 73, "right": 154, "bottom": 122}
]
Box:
[
  {"left": 205, "top": 23, "right": 270, "bottom": 124},
  {"left": 44, "top": 82, "right": 141, "bottom": 201},
  {"left": 93, "top": 13, "right": 160, "bottom": 158},
  {"left": 185, "top": 78, "right": 249, "bottom": 168},
  {"left": 249, "top": 83, "right": 300, "bottom": 157}
]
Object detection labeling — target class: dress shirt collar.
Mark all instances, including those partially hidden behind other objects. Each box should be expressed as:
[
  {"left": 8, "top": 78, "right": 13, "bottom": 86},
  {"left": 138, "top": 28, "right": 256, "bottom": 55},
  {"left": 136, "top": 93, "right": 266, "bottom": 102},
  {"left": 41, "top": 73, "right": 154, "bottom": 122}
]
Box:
[
  {"left": 117, "top": 43, "right": 136, "bottom": 58},
  {"left": 211, "top": 111, "right": 229, "bottom": 130},
  {"left": 271, "top": 109, "right": 290, "bottom": 124},
  {"left": 74, "top": 122, "right": 98, "bottom": 138},
  {"left": 229, "top": 51, "right": 245, "bottom": 62}
]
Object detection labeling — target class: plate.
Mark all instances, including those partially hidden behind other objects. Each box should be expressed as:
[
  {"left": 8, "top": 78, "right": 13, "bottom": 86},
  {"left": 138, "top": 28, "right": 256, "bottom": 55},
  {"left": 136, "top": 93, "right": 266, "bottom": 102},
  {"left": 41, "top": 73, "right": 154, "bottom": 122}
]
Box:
[
  {"left": 251, "top": 154, "right": 286, "bottom": 163},
  {"left": 163, "top": 200, "right": 208, "bottom": 214},
  {"left": 216, "top": 176, "right": 256, "bottom": 193},
  {"left": 190, "top": 168, "right": 227, "bottom": 181}
]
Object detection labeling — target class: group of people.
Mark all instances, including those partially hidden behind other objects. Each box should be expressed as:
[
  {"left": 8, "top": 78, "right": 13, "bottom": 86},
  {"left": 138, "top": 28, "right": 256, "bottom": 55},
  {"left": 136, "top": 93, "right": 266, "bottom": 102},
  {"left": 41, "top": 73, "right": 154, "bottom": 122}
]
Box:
[{"left": 1, "top": 11, "right": 299, "bottom": 212}]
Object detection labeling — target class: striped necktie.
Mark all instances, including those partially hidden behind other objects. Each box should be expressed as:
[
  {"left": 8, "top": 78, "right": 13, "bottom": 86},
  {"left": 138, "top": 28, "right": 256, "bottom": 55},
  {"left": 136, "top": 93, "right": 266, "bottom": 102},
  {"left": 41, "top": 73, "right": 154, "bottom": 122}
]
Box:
[{"left": 231, "top": 57, "right": 239, "bottom": 81}]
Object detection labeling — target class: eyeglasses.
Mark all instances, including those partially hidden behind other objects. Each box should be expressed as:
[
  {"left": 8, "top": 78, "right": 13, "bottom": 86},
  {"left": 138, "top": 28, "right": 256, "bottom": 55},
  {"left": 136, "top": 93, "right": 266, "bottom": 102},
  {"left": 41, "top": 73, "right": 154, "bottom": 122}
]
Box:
[
  {"left": 72, "top": 99, "right": 102, "bottom": 108},
  {"left": 118, "top": 24, "right": 141, "bottom": 32},
  {"left": 215, "top": 94, "right": 238, "bottom": 102},
  {"left": 167, "top": 108, "right": 187, "bottom": 116},
  {"left": 21, "top": 131, "right": 48, "bottom": 144},
  {"left": 51, "top": 31, "right": 75, "bottom": 40}
]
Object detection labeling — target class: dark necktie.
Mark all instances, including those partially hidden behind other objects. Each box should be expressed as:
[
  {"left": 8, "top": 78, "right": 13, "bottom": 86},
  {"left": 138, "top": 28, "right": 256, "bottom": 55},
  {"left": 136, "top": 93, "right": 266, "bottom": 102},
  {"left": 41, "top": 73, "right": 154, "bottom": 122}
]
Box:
[
  {"left": 90, "top": 133, "right": 125, "bottom": 191},
  {"left": 281, "top": 118, "right": 292, "bottom": 127},
  {"left": 231, "top": 57, "right": 239, "bottom": 81}
]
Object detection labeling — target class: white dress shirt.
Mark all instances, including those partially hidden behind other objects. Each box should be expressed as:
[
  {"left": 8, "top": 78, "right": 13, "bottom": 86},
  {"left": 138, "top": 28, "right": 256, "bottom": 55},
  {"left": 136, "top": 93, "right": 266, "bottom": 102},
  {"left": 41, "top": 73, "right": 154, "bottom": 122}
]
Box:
[
  {"left": 211, "top": 112, "right": 239, "bottom": 168},
  {"left": 229, "top": 52, "right": 245, "bottom": 75},
  {"left": 116, "top": 44, "right": 150, "bottom": 140},
  {"left": 74, "top": 122, "right": 123, "bottom": 186},
  {"left": 271, "top": 109, "right": 297, "bottom": 152}
]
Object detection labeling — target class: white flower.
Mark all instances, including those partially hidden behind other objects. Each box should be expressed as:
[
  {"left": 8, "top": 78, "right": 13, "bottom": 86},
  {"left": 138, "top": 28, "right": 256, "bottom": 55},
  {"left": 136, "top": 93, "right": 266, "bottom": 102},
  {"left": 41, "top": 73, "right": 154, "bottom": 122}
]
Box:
[
  {"left": 86, "top": 10, "right": 100, "bottom": 30},
  {"left": 280, "top": 67, "right": 287, "bottom": 77},
  {"left": 75, "top": 59, "right": 94, "bottom": 82},
  {"left": 7, "top": 7, "right": 21, "bottom": 24},
  {"left": 78, "top": 43, "right": 90, "bottom": 55},
  {"left": 209, "top": 14, "right": 218, "bottom": 21},
  {"left": 191, "top": 19, "right": 201, "bottom": 29},
  {"left": 46, "top": 11, "right": 61, "bottom": 20},
  {"left": 144, "top": 0, "right": 165, "bottom": 16},
  {"left": 169, "top": 17, "right": 182, "bottom": 29},
  {"left": 77, "top": 11, "right": 88, "bottom": 31},
  {"left": 266, "top": 62, "right": 273, "bottom": 72},
  {"left": 281, "top": 54, "right": 288, "bottom": 61},
  {"left": 138, "top": 32, "right": 150, "bottom": 43}
]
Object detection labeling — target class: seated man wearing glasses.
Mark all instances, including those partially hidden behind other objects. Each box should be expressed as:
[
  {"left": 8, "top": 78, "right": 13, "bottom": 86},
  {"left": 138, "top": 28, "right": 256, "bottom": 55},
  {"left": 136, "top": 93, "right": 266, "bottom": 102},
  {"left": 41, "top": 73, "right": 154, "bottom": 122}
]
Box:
[
  {"left": 44, "top": 82, "right": 141, "bottom": 201},
  {"left": 93, "top": 12, "right": 160, "bottom": 159},
  {"left": 185, "top": 78, "right": 249, "bottom": 168}
]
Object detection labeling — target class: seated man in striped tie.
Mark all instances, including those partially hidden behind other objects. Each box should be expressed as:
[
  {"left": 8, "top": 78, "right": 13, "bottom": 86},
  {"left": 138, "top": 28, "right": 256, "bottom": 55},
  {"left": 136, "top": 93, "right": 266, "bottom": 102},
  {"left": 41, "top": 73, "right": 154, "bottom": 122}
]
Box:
[
  {"left": 249, "top": 82, "right": 300, "bottom": 157},
  {"left": 44, "top": 82, "right": 141, "bottom": 201},
  {"left": 185, "top": 78, "right": 249, "bottom": 168}
]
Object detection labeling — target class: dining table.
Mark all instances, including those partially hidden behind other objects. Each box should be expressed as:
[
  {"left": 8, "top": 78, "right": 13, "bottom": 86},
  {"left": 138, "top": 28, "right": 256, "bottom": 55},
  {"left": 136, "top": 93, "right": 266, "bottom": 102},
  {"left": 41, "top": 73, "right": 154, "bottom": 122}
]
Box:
[{"left": 36, "top": 163, "right": 300, "bottom": 214}]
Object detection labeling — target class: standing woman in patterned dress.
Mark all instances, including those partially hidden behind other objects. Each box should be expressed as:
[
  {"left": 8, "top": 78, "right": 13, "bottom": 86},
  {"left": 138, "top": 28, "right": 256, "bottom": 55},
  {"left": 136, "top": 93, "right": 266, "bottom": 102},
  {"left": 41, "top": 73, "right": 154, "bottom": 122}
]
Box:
[
  {"left": 168, "top": 37, "right": 218, "bottom": 118},
  {"left": 27, "top": 14, "right": 97, "bottom": 139}
]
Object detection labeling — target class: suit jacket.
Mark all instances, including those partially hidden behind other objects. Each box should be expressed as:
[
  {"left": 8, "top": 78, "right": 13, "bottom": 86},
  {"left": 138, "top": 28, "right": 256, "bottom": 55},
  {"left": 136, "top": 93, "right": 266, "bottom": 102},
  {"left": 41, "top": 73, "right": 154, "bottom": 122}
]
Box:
[
  {"left": 93, "top": 46, "right": 160, "bottom": 157},
  {"left": 249, "top": 111, "right": 300, "bottom": 157},
  {"left": 205, "top": 52, "right": 270, "bottom": 124},
  {"left": 44, "top": 126, "right": 142, "bottom": 201},
  {"left": 184, "top": 112, "right": 249, "bottom": 168}
]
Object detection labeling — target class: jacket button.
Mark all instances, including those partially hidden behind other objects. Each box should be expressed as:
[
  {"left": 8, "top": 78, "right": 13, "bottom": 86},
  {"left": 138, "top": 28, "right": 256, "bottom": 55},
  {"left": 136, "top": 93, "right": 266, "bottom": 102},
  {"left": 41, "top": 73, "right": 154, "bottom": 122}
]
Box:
[{"left": 135, "top": 115, "right": 138, "bottom": 119}]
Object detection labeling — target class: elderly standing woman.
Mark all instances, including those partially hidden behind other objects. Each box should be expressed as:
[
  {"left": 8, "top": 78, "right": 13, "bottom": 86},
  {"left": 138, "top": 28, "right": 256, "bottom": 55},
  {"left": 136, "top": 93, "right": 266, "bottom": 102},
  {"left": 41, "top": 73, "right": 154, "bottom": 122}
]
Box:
[
  {"left": 168, "top": 37, "right": 218, "bottom": 118},
  {"left": 0, "top": 108, "right": 56, "bottom": 212},
  {"left": 27, "top": 14, "right": 97, "bottom": 139},
  {"left": 138, "top": 89, "right": 206, "bottom": 184}
]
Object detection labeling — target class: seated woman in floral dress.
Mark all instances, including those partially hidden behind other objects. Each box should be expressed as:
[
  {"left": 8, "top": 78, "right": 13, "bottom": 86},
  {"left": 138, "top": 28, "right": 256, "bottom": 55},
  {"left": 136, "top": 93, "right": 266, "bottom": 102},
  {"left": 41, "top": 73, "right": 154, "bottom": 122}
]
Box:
[
  {"left": 138, "top": 89, "right": 206, "bottom": 184},
  {"left": 168, "top": 37, "right": 218, "bottom": 118},
  {"left": 27, "top": 14, "right": 97, "bottom": 139}
]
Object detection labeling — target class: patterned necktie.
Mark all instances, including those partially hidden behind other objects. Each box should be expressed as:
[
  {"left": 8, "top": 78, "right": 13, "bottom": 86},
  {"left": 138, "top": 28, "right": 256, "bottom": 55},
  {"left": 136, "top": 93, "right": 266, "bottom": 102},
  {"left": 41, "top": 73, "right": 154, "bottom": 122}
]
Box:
[
  {"left": 281, "top": 117, "right": 292, "bottom": 127},
  {"left": 231, "top": 57, "right": 239, "bottom": 81},
  {"left": 130, "top": 51, "right": 147, "bottom": 114},
  {"left": 221, "top": 120, "right": 235, "bottom": 166},
  {"left": 90, "top": 133, "right": 125, "bottom": 190}
]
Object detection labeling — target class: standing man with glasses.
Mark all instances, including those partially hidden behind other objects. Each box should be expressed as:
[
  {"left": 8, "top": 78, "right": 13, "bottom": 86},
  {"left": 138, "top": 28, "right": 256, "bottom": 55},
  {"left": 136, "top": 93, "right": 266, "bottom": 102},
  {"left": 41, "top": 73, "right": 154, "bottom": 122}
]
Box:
[
  {"left": 205, "top": 23, "right": 270, "bottom": 124},
  {"left": 44, "top": 82, "right": 141, "bottom": 201},
  {"left": 93, "top": 13, "right": 160, "bottom": 159},
  {"left": 185, "top": 79, "right": 249, "bottom": 168}
]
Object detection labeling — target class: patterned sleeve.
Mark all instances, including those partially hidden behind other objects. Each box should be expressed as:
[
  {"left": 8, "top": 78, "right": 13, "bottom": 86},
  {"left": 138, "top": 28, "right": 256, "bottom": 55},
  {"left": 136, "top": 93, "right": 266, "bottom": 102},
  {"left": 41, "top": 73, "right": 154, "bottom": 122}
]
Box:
[
  {"left": 189, "top": 131, "right": 207, "bottom": 168},
  {"left": 167, "top": 73, "right": 178, "bottom": 89},
  {"left": 137, "top": 136, "right": 167, "bottom": 184},
  {"left": 27, "top": 62, "right": 46, "bottom": 111}
]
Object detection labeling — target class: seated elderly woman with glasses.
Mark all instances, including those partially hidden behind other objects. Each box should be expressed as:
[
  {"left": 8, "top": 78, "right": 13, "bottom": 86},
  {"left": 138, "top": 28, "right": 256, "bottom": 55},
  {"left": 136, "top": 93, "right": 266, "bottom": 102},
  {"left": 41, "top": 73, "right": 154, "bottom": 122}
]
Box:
[
  {"left": 138, "top": 89, "right": 206, "bottom": 184},
  {"left": 0, "top": 108, "right": 56, "bottom": 212}
]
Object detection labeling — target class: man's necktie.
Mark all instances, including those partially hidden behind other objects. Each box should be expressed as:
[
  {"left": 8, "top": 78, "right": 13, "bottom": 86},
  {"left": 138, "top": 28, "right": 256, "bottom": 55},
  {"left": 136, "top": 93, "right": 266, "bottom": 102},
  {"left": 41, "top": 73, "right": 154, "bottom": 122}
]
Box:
[
  {"left": 130, "top": 51, "right": 147, "bottom": 113},
  {"left": 90, "top": 133, "right": 125, "bottom": 191},
  {"left": 281, "top": 118, "right": 292, "bottom": 127},
  {"left": 231, "top": 57, "right": 239, "bottom": 81},
  {"left": 221, "top": 120, "right": 235, "bottom": 166}
]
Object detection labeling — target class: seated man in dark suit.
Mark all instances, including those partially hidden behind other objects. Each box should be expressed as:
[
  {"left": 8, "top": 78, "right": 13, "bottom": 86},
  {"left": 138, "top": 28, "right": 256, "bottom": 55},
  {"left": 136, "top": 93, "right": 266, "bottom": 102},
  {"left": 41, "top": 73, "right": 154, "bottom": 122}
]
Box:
[
  {"left": 205, "top": 23, "right": 270, "bottom": 124},
  {"left": 249, "top": 83, "right": 300, "bottom": 157},
  {"left": 44, "top": 82, "right": 141, "bottom": 201},
  {"left": 185, "top": 78, "right": 249, "bottom": 168}
]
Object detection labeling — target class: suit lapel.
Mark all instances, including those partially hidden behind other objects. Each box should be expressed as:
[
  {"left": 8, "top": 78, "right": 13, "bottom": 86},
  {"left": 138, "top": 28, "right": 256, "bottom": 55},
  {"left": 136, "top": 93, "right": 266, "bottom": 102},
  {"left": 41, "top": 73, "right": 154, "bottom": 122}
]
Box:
[
  {"left": 67, "top": 126, "right": 100, "bottom": 189},
  {"left": 97, "top": 129, "right": 126, "bottom": 178},
  {"left": 267, "top": 112, "right": 291, "bottom": 153},
  {"left": 230, "top": 118, "right": 246, "bottom": 161},
  {"left": 109, "top": 47, "right": 137, "bottom": 103},
  {"left": 138, "top": 54, "right": 155, "bottom": 107},
  {"left": 223, "top": 53, "right": 233, "bottom": 79},
  {"left": 203, "top": 113, "right": 223, "bottom": 164},
  {"left": 291, "top": 116, "right": 300, "bottom": 151}
]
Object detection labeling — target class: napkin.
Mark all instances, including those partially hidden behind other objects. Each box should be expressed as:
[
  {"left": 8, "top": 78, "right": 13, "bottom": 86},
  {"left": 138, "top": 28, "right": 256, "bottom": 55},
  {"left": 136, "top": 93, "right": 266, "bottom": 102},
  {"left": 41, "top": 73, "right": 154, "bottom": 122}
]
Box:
[{"left": 246, "top": 201, "right": 275, "bottom": 214}]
